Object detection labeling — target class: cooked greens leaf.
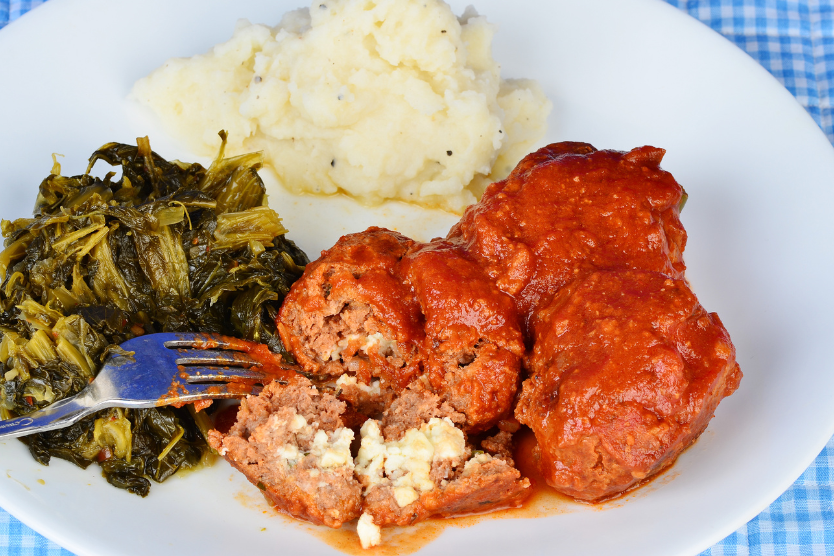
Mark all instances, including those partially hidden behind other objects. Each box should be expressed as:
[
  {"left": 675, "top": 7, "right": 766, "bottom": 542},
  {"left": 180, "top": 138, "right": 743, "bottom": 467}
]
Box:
[{"left": 0, "top": 134, "right": 308, "bottom": 495}]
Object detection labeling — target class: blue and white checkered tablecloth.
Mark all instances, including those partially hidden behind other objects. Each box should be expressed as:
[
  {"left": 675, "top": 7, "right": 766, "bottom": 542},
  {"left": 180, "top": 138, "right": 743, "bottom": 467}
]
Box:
[{"left": 1, "top": 0, "right": 834, "bottom": 555}]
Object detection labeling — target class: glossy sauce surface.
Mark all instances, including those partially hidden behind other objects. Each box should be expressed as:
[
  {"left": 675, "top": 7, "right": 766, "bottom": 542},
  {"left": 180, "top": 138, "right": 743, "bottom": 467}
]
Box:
[
  {"left": 448, "top": 142, "right": 687, "bottom": 333},
  {"left": 516, "top": 270, "right": 741, "bottom": 500}
]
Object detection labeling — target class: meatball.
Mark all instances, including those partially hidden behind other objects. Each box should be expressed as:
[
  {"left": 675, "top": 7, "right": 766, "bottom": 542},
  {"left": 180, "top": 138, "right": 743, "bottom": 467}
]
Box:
[
  {"left": 448, "top": 142, "right": 688, "bottom": 333},
  {"left": 515, "top": 270, "right": 742, "bottom": 501},
  {"left": 277, "top": 227, "right": 424, "bottom": 391}
]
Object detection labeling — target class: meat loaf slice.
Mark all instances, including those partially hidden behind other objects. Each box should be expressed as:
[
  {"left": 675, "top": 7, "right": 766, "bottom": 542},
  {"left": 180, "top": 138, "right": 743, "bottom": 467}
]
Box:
[
  {"left": 277, "top": 227, "right": 424, "bottom": 390},
  {"left": 515, "top": 270, "right": 742, "bottom": 501},
  {"left": 354, "top": 388, "right": 530, "bottom": 548},
  {"left": 207, "top": 377, "right": 362, "bottom": 527}
]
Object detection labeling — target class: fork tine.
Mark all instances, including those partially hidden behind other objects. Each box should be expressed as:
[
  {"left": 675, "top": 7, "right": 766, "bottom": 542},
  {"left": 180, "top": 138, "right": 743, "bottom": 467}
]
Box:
[
  {"left": 178, "top": 367, "right": 271, "bottom": 383},
  {"left": 157, "top": 381, "right": 268, "bottom": 405},
  {"left": 174, "top": 349, "right": 261, "bottom": 368},
  {"left": 163, "top": 332, "right": 255, "bottom": 352}
]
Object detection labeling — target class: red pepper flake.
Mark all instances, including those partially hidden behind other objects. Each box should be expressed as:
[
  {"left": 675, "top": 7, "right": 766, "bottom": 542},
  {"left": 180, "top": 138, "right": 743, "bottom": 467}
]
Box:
[
  {"left": 24, "top": 396, "right": 33, "bottom": 406},
  {"left": 96, "top": 447, "right": 113, "bottom": 462}
]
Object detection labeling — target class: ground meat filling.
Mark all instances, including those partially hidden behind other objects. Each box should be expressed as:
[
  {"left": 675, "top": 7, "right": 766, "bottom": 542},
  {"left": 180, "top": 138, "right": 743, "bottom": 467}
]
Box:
[
  {"left": 378, "top": 388, "right": 465, "bottom": 440},
  {"left": 335, "top": 374, "right": 396, "bottom": 417},
  {"left": 425, "top": 338, "right": 521, "bottom": 433},
  {"left": 207, "top": 378, "right": 362, "bottom": 528},
  {"left": 304, "top": 299, "right": 411, "bottom": 378},
  {"left": 479, "top": 429, "right": 516, "bottom": 467}
]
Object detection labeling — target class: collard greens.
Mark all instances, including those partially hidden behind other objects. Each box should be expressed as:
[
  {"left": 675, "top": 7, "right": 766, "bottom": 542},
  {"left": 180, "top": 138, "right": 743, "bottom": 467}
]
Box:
[{"left": 0, "top": 135, "right": 308, "bottom": 495}]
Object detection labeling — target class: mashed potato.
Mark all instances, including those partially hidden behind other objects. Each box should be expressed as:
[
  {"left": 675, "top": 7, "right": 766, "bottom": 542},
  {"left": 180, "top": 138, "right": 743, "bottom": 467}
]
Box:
[{"left": 132, "top": 0, "right": 551, "bottom": 213}]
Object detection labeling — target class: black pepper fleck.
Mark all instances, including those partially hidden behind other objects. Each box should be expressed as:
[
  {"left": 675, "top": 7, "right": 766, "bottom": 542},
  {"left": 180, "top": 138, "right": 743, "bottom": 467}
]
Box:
[
  {"left": 447, "top": 150, "right": 453, "bottom": 156},
  {"left": 441, "top": 29, "right": 447, "bottom": 33},
  {"left": 319, "top": 3, "right": 327, "bottom": 9},
  {"left": 331, "top": 159, "right": 336, "bottom": 167},
  {"left": 254, "top": 75, "right": 262, "bottom": 83}
]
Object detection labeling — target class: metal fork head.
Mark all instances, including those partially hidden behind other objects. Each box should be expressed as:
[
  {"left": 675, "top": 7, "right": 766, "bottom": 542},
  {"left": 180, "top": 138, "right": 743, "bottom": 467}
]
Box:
[
  {"left": 99, "top": 332, "right": 295, "bottom": 407},
  {"left": 0, "top": 333, "right": 299, "bottom": 439}
]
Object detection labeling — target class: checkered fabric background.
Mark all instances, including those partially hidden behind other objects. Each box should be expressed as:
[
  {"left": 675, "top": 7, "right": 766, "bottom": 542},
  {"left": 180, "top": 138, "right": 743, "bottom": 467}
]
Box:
[
  {"left": 667, "top": 0, "right": 834, "bottom": 145},
  {"left": 1, "top": 0, "right": 834, "bottom": 555}
]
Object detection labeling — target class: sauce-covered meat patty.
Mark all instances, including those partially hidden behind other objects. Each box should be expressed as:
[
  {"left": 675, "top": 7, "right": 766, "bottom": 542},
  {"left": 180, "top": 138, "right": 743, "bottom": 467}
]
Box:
[
  {"left": 401, "top": 241, "right": 525, "bottom": 432},
  {"left": 448, "top": 142, "right": 688, "bottom": 333},
  {"left": 277, "top": 228, "right": 423, "bottom": 392},
  {"left": 516, "top": 270, "right": 742, "bottom": 501}
]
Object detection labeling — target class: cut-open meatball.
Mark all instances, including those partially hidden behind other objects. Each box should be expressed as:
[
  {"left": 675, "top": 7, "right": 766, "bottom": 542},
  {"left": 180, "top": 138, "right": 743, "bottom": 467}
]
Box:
[
  {"left": 515, "top": 270, "right": 742, "bottom": 501},
  {"left": 277, "top": 228, "right": 424, "bottom": 391},
  {"left": 212, "top": 381, "right": 530, "bottom": 549},
  {"left": 207, "top": 377, "right": 362, "bottom": 527},
  {"left": 402, "top": 241, "right": 525, "bottom": 432},
  {"left": 355, "top": 387, "right": 531, "bottom": 548}
]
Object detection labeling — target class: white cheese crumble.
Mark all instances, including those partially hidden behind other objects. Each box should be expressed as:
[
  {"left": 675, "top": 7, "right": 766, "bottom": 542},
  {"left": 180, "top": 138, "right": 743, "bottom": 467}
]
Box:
[
  {"left": 336, "top": 374, "right": 382, "bottom": 396},
  {"left": 311, "top": 428, "right": 354, "bottom": 468},
  {"left": 288, "top": 412, "right": 307, "bottom": 431},
  {"left": 336, "top": 374, "right": 358, "bottom": 387},
  {"left": 327, "top": 332, "right": 399, "bottom": 362},
  {"left": 354, "top": 417, "right": 465, "bottom": 507},
  {"left": 462, "top": 452, "right": 494, "bottom": 476},
  {"left": 357, "top": 512, "right": 381, "bottom": 549}
]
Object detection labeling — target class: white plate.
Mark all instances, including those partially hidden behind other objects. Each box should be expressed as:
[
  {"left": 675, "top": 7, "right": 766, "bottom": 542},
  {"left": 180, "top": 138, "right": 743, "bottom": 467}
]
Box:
[{"left": 1, "top": 0, "right": 833, "bottom": 555}]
